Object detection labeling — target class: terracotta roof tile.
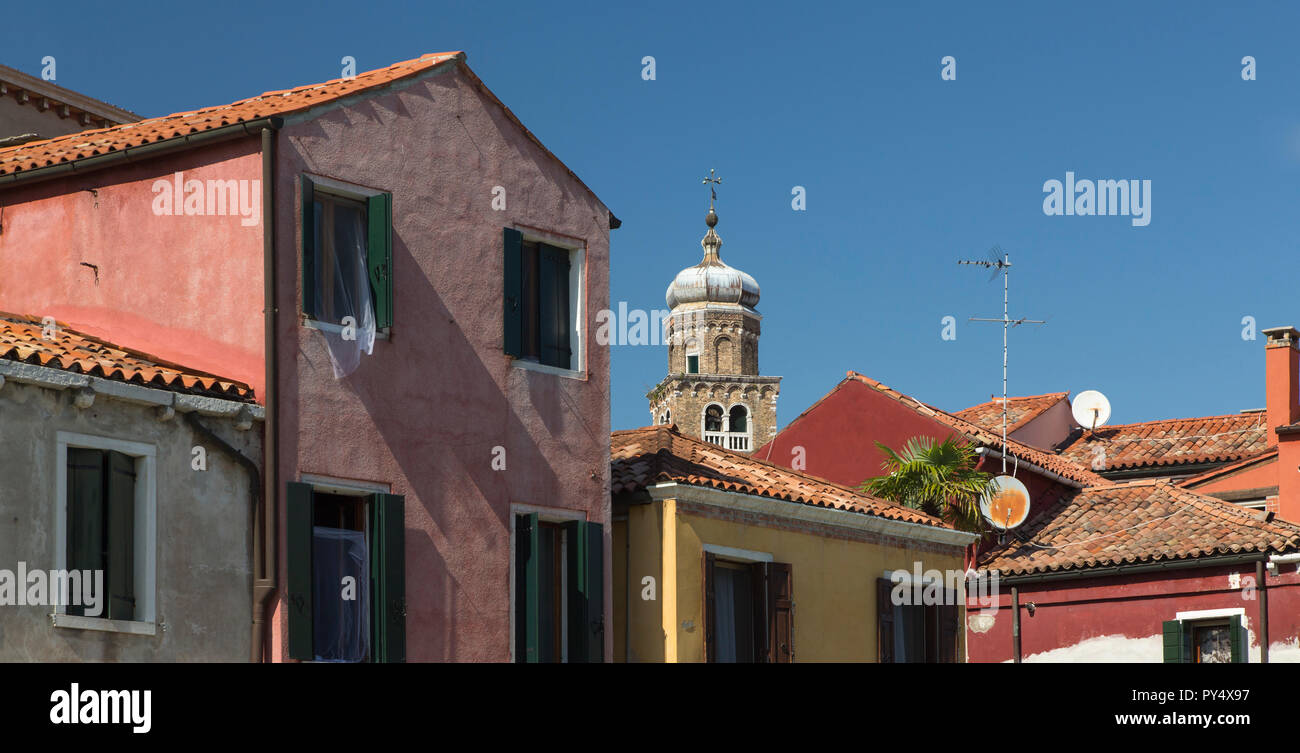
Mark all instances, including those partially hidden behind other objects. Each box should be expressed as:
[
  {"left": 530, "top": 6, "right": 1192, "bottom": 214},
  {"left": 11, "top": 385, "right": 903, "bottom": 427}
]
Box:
[
  {"left": 955, "top": 392, "right": 1069, "bottom": 434},
  {"left": 980, "top": 479, "right": 1300, "bottom": 575},
  {"left": 843, "top": 372, "right": 1108, "bottom": 487},
  {"left": 1057, "top": 413, "right": 1268, "bottom": 471},
  {"left": 0, "top": 52, "right": 463, "bottom": 177},
  {"left": 612, "top": 425, "right": 950, "bottom": 528},
  {"left": 0, "top": 313, "right": 254, "bottom": 401}
]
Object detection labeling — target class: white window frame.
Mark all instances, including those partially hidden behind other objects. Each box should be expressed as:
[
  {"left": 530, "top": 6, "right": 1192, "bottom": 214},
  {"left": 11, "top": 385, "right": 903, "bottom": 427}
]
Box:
[
  {"left": 508, "top": 503, "right": 587, "bottom": 662},
  {"left": 510, "top": 228, "right": 587, "bottom": 380},
  {"left": 52, "top": 431, "right": 157, "bottom": 636},
  {"left": 1173, "top": 607, "right": 1248, "bottom": 663}
]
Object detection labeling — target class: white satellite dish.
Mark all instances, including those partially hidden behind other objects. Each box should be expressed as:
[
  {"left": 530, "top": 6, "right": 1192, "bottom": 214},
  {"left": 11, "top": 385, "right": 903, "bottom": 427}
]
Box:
[
  {"left": 980, "top": 475, "right": 1031, "bottom": 531},
  {"left": 1072, "top": 390, "right": 1112, "bottom": 431}
]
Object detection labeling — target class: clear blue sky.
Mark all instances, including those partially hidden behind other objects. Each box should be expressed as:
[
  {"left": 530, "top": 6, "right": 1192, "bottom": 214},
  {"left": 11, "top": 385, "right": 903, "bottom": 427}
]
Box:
[{"left": 8, "top": 0, "right": 1299, "bottom": 431}]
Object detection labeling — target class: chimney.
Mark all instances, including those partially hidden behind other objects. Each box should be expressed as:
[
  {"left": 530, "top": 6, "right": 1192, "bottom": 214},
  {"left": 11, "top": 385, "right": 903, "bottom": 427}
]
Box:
[{"left": 1263, "top": 326, "right": 1300, "bottom": 446}]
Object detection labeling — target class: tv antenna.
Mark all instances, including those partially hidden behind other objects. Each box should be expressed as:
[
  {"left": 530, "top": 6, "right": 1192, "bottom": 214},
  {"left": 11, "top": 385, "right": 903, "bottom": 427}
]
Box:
[{"left": 958, "top": 246, "right": 1045, "bottom": 473}]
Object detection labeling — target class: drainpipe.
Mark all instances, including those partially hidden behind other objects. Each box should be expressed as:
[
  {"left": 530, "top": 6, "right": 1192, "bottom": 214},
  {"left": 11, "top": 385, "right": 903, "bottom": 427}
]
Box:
[
  {"left": 254, "top": 125, "right": 279, "bottom": 663},
  {"left": 1257, "top": 559, "right": 1269, "bottom": 664},
  {"left": 1011, "top": 586, "right": 1021, "bottom": 664}
]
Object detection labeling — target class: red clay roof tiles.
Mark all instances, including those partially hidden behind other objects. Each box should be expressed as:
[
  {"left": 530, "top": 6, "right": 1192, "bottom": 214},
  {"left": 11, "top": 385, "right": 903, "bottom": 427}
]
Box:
[
  {"left": 612, "top": 424, "right": 950, "bottom": 528},
  {"left": 0, "top": 52, "right": 462, "bottom": 177},
  {"left": 955, "top": 392, "right": 1068, "bottom": 434},
  {"left": 0, "top": 313, "right": 254, "bottom": 401},
  {"left": 1057, "top": 413, "right": 1269, "bottom": 472},
  {"left": 980, "top": 479, "right": 1300, "bottom": 575}
]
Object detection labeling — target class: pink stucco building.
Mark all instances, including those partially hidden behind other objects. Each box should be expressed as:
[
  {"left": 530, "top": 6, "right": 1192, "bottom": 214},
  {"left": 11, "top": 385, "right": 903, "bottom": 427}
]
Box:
[{"left": 0, "top": 52, "right": 616, "bottom": 661}]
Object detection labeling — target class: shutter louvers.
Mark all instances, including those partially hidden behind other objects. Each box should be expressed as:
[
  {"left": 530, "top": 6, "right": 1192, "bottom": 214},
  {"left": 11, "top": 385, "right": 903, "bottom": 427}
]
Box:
[
  {"left": 564, "top": 519, "right": 589, "bottom": 662},
  {"left": 539, "top": 244, "right": 571, "bottom": 369},
  {"left": 704, "top": 553, "right": 717, "bottom": 663},
  {"left": 65, "top": 448, "right": 105, "bottom": 618},
  {"left": 367, "top": 192, "right": 393, "bottom": 329},
  {"left": 877, "top": 577, "right": 896, "bottom": 663},
  {"left": 768, "top": 562, "right": 793, "bottom": 663},
  {"left": 105, "top": 451, "right": 136, "bottom": 622},
  {"left": 369, "top": 493, "right": 406, "bottom": 662},
  {"left": 287, "top": 482, "right": 314, "bottom": 660},
  {"left": 584, "top": 521, "right": 604, "bottom": 662},
  {"left": 1229, "top": 616, "right": 1245, "bottom": 664},
  {"left": 1162, "top": 619, "right": 1188, "bottom": 663},
  {"left": 939, "top": 597, "right": 958, "bottom": 663},
  {"left": 503, "top": 228, "right": 524, "bottom": 357},
  {"left": 301, "top": 176, "right": 317, "bottom": 318},
  {"left": 749, "top": 562, "right": 769, "bottom": 662},
  {"left": 515, "top": 513, "right": 540, "bottom": 662}
]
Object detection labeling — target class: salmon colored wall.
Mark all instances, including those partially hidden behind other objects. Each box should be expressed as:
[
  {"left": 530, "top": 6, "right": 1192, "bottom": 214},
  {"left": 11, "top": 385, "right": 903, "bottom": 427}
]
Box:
[
  {"left": 967, "top": 564, "right": 1300, "bottom": 662},
  {"left": 0, "top": 141, "right": 267, "bottom": 398},
  {"left": 267, "top": 62, "right": 612, "bottom": 661},
  {"left": 1186, "top": 458, "right": 1278, "bottom": 496}
]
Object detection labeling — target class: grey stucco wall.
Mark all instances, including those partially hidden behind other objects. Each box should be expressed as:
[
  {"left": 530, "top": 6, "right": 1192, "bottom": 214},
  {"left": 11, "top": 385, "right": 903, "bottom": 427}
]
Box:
[{"left": 0, "top": 379, "right": 260, "bottom": 661}]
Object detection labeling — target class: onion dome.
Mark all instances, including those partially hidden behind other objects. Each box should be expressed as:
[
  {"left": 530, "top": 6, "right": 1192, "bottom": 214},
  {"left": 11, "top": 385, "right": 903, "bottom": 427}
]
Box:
[{"left": 665, "top": 210, "right": 760, "bottom": 310}]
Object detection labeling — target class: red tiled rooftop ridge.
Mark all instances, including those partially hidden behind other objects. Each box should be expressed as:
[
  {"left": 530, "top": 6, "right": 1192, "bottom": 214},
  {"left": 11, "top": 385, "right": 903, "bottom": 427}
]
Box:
[
  {"left": 612, "top": 424, "right": 951, "bottom": 528},
  {"left": 1057, "top": 412, "right": 1268, "bottom": 471},
  {"left": 955, "top": 392, "right": 1069, "bottom": 434},
  {"left": 0, "top": 313, "right": 254, "bottom": 401}
]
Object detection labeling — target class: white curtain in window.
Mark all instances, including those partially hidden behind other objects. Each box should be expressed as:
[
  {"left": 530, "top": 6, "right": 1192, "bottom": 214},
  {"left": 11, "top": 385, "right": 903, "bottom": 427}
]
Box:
[
  {"left": 311, "top": 526, "right": 370, "bottom": 662},
  {"left": 320, "top": 209, "right": 375, "bottom": 378}
]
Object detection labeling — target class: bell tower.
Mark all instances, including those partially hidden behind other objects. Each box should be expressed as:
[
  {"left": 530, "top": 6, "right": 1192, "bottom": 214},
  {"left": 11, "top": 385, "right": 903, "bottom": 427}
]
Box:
[{"left": 647, "top": 171, "right": 781, "bottom": 453}]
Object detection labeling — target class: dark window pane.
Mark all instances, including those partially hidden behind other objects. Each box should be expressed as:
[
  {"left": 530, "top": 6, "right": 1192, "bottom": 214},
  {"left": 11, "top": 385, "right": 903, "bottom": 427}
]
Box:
[
  {"left": 705, "top": 405, "right": 723, "bottom": 432},
  {"left": 536, "top": 524, "right": 563, "bottom": 661},
  {"left": 712, "top": 564, "right": 754, "bottom": 663},
  {"left": 687, "top": 355, "right": 699, "bottom": 374},
  {"left": 729, "top": 405, "right": 748, "bottom": 432},
  {"left": 309, "top": 194, "right": 369, "bottom": 324},
  {"left": 521, "top": 241, "right": 540, "bottom": 360}
]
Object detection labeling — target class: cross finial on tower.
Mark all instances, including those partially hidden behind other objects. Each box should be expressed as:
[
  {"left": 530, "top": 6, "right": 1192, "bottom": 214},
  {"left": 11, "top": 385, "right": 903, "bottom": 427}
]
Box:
[{"left": 702, "top": 168, "right": 722, "bottom": 211}]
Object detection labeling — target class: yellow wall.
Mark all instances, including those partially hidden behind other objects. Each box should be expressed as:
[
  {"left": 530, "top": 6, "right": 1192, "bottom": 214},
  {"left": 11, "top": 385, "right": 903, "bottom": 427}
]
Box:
[{"left": 617, "top": 495, "right": 966, "bottom": 662}]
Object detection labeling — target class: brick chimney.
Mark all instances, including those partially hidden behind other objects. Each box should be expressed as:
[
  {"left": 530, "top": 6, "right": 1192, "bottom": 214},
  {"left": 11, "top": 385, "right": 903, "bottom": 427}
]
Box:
[
  {"left": 1264, "top": 326, "right": 1300, "bottom": 445},
  {"left": 1264, "top": 326, "right": 1300, "bottom": 522}
]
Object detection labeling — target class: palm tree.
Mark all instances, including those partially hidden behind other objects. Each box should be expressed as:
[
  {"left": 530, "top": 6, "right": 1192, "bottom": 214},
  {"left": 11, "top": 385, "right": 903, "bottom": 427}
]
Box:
[{"left": 857, "top": 435, "right": 994, "bottom": 532}]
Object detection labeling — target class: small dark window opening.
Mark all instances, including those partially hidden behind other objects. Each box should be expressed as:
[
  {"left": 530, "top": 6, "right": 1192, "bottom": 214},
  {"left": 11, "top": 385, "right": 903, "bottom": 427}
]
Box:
[
  {"left": 309, "top": 193, "right": 368, "bottom": 325},
  {"left": 705, "top": 405, "right": 724, "bottom": 433},
  {"left": 729, "top": 405, "right": 748, "bottom": 433},
  {"left": 687, "top": 354, "right": 700, "bottom": 374}
]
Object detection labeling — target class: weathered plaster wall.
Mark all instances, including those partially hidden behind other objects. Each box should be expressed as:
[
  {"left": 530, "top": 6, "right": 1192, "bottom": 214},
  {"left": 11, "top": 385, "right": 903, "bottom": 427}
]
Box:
[
  {"left": 0, "top": 379, "right": 259, "bottom": 661},
  {"left": 268, "top": 62, "right": 612, "bottom": 661}
]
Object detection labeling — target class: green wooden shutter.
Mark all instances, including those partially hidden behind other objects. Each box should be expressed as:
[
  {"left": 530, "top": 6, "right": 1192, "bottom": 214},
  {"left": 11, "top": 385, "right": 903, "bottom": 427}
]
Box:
[
  {"left": 704, "top": 552, "right": 717, "bottom": 663},
  {"left": 286, "top": 482, "right": 314, "bottom": 660},
  {"left": 768, "top": 562, "right": 793, "bottom": 663},
  {"left": 877, "top": 577, "right": 896, "bottom": 663},
  {"left": 65, "top": 448, "right": 105, "bottom": 618},
  {"left": 301, "top": 176, "right": 317, "bottom": 318},
  {"left": 105, "top": 451, "right": 136, "bottom": 622},
  {"left": 564, "top": 521, "right": 605, "bottom": 663},
  {"left": 538, "top": 244, "right": 571, "bottom": 369},
  {"left": 938, "top": 598, "right": 958, "bottom": 663},
  {"left": 367, "top": 192, "right": 393, "bottom": 329},
  {"left": 503, "top": 228, "right": 524, "bottom": 357},
  {"left": 1162, "top": 619, "right": 1190, "bottom": 663},
  {"left": 749, "top": 562, "right": 769, "bottom": 662},
  {"left": 368, "top": 493, "right": 405, "bottom": 662},
  {"left": 1229, "top": 616, "right": 1244, "bottom": 663},
  {"left": 515, "top": 512, "right": 540, "bottom": 662}
]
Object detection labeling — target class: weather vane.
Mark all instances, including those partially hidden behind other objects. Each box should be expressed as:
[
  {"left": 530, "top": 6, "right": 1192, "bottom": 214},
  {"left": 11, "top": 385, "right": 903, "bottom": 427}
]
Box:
[{"left": 702, "top": 168, "right": 722, "bottom": 210}]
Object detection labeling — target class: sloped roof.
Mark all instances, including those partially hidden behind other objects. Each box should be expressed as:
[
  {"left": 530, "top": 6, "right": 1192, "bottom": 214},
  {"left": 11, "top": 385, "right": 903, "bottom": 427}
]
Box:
[
  {"left": 0, "top": 313, "right": 253, "bottom": 401},
  {"left": 1057, "top": 413, "right": 1269, "bottom": 472},
  {"left": 1178, "top": 448, "right": 1278, "bottom": 489},
  {"left": 0, "top": 52, "right": 463, "bottom": 177},
  {"left": 842, "top": 372, "right": 1108, "bottom": 487},
  {"left": 955, "top": 392, "right": 1069, "bottom": 434},
  {"left": 612, "top": 424, "right": 950, "bottom": 528},
  {"left": 980, "top": 479, "right": 1300, "bottom": 576}
]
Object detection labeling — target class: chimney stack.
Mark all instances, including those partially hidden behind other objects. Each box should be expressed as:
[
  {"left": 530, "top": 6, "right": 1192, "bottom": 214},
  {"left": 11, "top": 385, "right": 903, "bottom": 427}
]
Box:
[{"left": 1263, "top": 326, "right": 1300, "bottom": 446}]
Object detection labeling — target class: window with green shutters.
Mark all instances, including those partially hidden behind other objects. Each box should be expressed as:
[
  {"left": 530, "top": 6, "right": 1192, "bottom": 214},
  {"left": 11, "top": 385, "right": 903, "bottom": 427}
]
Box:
[
  {"left": 287, "top": 482, "right": 406, "bottom": 662},
  {"left": 514, "top": 513, "right": 604, "bottom": 662},
  {"left": 503, "top": 228, "right": 577, "bottom": 370},
  {"left": 65, "top": 448, "right": 137, "bottom": 621},
  {"left": 301, "top": 175, "right": 394, "bottom": 329},
  {"left": 1163, "top": 617, "right": 1246, "bottom": 663}
]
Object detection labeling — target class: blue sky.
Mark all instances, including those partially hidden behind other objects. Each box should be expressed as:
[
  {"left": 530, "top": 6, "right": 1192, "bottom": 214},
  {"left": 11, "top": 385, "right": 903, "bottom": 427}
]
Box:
[{"left": 7, "top": 0, "right": 1300, "bottom": 431}]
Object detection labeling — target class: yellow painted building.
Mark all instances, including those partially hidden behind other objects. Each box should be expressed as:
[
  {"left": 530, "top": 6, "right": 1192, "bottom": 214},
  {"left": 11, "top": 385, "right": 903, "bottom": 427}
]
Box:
[{"left": 612, "top": 425, "right": 977, "bottom": 663}]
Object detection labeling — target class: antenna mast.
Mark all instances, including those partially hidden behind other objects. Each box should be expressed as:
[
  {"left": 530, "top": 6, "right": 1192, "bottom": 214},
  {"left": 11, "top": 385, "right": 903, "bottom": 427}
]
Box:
[{"left": 958, "top": 248, "right": 1045, "bottom": 473}]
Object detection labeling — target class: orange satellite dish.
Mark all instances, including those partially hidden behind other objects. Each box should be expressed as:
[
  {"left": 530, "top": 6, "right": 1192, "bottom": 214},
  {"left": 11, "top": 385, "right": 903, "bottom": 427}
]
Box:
[{"left": 980, "top": 475, "right": 1030, "bottom": 530}]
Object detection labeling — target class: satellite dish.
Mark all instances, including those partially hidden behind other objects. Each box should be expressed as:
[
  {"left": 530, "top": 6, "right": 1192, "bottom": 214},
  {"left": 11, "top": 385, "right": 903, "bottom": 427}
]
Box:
[
  {"left": 980, "top": 475, "right": 1031, "bottom": 531},
  {"left": 1072, "top": 390, "right": 1112, "bottom": 431}
]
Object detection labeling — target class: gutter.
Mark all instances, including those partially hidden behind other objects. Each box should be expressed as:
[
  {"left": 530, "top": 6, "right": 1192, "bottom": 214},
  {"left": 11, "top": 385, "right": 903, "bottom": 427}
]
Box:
[
  {"left": 255, "top": 125, "right": 279, "bottom": 662},
  {"left": 0, "top": 116, "right": 285, "bottom": 191},
  {"left": 995, "top": 551, "right": 1273, "bottom": 586},
  {"left": 975, "top": 447, "right": 1084, "bottom": 489}
]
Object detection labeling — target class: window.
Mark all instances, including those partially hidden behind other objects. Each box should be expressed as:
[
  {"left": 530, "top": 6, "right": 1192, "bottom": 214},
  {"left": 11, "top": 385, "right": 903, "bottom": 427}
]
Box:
[
  {"left": 503, "top": 228, "right": 580, "bottom": 370},
  {"left": 728, "top": 405, "right": 748, "bottom": 433},
  {"left": 686, "top": 339, "right": 700, "bottom": 374},
  {"left": 704, "top": 404, "right": 724, "bottom": 433},
  {"left": 514, "top": 513, "right": 604, "bottom": 662},
  {"left": 1163, "top": 614, "right": 1245, "bottom": 663},
  {"left": 876, "top": 577, "right": 958, "bottom": 662},
  {"left": 286, "top": 482, "right": 405, "bottom": 662},
  {"left": 301, "top": 176, "right": 393, "bottom": 329},
  {"left": 55, "top": 432, "right": 156, "bottom": 631},
  {"left": 704, "top": 554, "right": 792, "bottom": 662},
  {"left": 65, "top": 448, "right": 135, "bottom": 620}
]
